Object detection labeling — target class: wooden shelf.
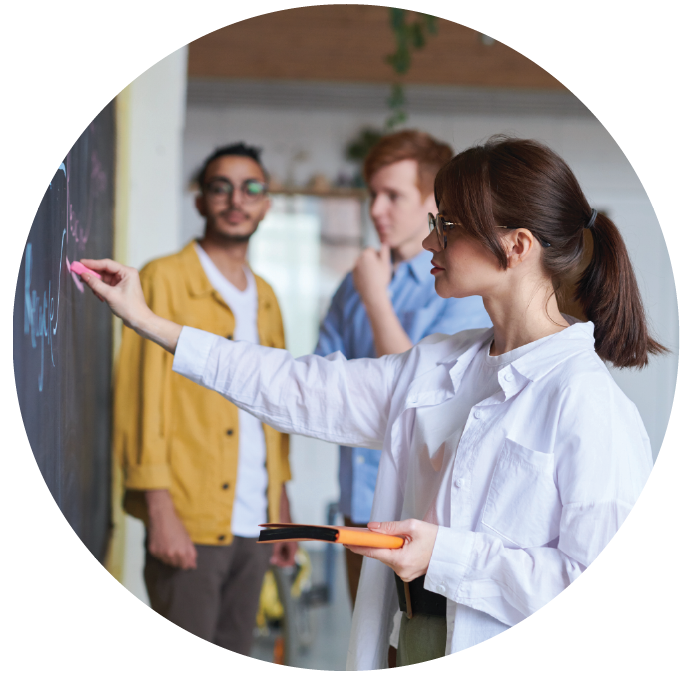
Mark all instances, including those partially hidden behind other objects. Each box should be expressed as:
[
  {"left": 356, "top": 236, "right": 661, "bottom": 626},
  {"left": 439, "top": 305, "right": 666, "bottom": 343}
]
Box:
[{"left": 270, "top": 187, "right": 368, "bottom": 199}]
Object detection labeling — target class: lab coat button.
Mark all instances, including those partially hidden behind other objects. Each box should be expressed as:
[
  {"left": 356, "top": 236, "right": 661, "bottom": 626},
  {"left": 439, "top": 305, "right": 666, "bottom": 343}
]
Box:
[
  {"left": 473, "top": 411, "right": 481, "bottom": 419},
  {"left": 454, "top": 478, "right": 463, "bottom": 488},
  {"left": 438, "top": 585, "right": 446, "bottom": 595},
  {"left": 505, "top": 373, "right": 514, "bottom": 382}
]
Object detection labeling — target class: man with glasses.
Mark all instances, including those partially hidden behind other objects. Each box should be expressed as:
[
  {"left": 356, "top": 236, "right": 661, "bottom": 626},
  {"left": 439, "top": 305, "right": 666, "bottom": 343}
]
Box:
[
  {"left": 314, "top": 130, "right": 491, "bottom": 620},
  {"left": 113, "top": 143, "right": 295, "bottom": 655}
]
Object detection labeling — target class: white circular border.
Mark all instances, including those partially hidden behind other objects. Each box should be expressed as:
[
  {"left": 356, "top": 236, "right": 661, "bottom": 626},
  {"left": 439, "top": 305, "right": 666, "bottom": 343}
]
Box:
[{"left": 1, "top": 1, "right": 687, "bottom": 677}]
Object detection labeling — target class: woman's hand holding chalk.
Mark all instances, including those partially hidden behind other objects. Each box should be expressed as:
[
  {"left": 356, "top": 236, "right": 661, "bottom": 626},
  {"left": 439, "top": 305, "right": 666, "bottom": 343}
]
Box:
[
  {"left": 79, "top": 258, "right": 183, "bottom": 355},
  {"left": 70, "top": 261, "right": 102, "bottom": 280},
  {"left": 78, "top": 258, "right": 148, "bottom": 327}
]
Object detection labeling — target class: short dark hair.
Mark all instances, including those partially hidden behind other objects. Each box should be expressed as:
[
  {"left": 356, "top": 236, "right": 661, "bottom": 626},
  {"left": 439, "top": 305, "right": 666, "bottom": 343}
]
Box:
[{"left": 193, "top": 142, "right": 268, "bottom": 189}]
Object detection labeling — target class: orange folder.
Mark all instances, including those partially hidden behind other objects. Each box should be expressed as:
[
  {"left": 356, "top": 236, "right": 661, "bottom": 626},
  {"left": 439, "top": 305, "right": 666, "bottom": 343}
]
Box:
[{"left": 257, "top": 523, "right": 405, "bottom": 549}]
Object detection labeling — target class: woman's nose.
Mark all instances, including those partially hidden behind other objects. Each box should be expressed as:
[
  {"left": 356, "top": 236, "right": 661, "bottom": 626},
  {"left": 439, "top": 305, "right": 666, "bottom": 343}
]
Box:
[{"left": 422, "top": 230, "right": 440, "bottom": 253}]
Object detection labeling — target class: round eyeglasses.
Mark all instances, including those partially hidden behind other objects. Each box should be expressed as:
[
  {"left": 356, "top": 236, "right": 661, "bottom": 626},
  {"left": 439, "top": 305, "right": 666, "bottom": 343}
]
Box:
[
  {"left": 428, "top": 212, "right": 551, "bottom": 250},
  {"left": 204, "top": 177, "right": 268, "bottom": 204}
]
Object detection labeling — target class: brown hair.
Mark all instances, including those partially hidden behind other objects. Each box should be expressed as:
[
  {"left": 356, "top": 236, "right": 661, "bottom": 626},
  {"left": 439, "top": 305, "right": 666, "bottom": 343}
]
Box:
[
  {"left": 434, "top": 135, "right": 667, "bottom": 369},
  {"left": 363, "top": 129, "right": 453, "bottom": 197}
]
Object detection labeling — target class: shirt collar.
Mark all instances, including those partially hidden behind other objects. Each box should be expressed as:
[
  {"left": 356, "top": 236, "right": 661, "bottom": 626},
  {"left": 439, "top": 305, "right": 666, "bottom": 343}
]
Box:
[
  {"left": 510, "top": 318, "right": 596, "bottom": 382},
  {"left": 437, "top": 317, "right": 596, "bottom": 386}
]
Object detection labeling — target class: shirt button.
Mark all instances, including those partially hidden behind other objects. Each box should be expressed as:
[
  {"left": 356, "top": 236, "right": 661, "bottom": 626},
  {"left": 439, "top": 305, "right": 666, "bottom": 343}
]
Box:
[
  {"left": 357, "top": 455, "right": 365, "bottom": 464},
  {"left": 218, "top": 535, "right": 226, "bottom": 541},
  {"left": 454, "top": 478, "right": 463, "bottom": 488},
  {"left": 438, "top": 584, "right": 446, "bottom": 595},
  {"left": 222, "top": 483, "right": 230, "bottom": 490},
  {"left": 226, "top": 429, "right": 234, "bottom": 436},
  {"left": 226, "top": 334, "right": 233, "bottom": 340}
]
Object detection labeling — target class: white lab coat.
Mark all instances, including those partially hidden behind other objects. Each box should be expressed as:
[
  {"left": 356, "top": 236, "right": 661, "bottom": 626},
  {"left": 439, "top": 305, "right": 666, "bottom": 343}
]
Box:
[{"left": 172, "top": 318, "right": 652, "bottom": 670}]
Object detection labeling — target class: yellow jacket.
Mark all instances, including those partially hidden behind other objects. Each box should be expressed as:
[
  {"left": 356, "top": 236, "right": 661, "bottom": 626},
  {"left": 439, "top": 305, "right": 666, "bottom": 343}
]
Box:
[{"left": 113, "top": 241, "right": 291, "bottom": 545}]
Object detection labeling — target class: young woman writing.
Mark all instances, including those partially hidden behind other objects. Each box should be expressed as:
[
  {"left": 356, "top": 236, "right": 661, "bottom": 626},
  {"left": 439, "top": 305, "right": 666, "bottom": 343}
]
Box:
[{"left": 81, "top": 137, "right": 663, "bottom": 669}]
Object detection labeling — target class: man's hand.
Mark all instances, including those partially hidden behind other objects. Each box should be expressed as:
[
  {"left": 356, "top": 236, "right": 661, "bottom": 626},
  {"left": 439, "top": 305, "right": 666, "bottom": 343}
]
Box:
[
  {"left": 351, "top": 244, "right": 413, "bottom": 356},
  {"left": 271, "top": 541, "right": 298, "bottom": 568},
  {"left": 271, "top": 484, "right": 297, "bottom": 568},
  {"left": 352, "top": 244, "right": 392, "bottom": 309},
  {"left": 345, "top": 519, "right": 438, "bottom": 582},
  {"left": 145, "top": 489, "right": 198, "bottom": 570}
]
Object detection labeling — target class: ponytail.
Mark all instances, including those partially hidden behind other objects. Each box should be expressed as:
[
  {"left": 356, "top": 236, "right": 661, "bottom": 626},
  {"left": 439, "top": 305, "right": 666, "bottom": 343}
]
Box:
[
  {"left": 576, "top": 211, "right": 666, "bottom": 368},
  {"left": 435, "top": 136, "right": 668, "bottom": 368}
]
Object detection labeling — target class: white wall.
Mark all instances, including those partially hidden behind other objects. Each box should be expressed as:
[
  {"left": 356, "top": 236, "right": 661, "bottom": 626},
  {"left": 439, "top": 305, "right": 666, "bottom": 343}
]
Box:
[
  {"left": 182, "top": 102, "right": 679, "bottom": 474},
  {"left": 123, "top": 48, "right": 188, "bottom": 270},
  {"left": 118, "top": 46, "right": 188, "bottom": 603}
]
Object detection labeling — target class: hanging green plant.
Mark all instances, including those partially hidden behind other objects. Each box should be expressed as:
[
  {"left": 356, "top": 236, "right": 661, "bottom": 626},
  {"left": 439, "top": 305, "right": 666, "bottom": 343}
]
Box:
[
  {"left": 343, "top": 10, "right": 439, "bottom": 183},
  {"left": 384, "top": 9, "right": 438, "bottom": 129}
]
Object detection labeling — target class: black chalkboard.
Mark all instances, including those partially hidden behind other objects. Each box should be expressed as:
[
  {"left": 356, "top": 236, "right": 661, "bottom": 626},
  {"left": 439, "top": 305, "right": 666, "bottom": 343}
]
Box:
[{"left": 13, "top": 102, "right": 115, "bottom": 563}]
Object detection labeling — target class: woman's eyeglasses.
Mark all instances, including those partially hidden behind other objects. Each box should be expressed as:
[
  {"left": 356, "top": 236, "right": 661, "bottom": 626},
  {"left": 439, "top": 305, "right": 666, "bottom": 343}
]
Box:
[
  {"left": 428, "top": 213, "right": 457, "bottom": 250},
  {"left": 428, "top": 212, "right": 551, "bottom": 250},
  {"left": 204, "top": 177, "right": 268, "bottom": 204}
]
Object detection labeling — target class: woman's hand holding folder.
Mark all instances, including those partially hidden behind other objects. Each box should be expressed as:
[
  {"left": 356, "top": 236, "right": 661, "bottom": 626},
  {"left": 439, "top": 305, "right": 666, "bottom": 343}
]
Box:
[
  {"left": 257, "top": 519, "right": 438, "bottom": 583},
  {"left": 345, "top": 519, "right": 439, "bottom": 583}
]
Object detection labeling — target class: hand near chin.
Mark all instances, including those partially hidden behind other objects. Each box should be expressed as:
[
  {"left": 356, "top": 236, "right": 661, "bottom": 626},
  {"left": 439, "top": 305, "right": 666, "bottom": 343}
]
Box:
[
  {"left": 345, "top": 519, "right": 438, "bottom": 582},
  {"left": 352, "top": 243, "right": 393, "bottom": 308}
]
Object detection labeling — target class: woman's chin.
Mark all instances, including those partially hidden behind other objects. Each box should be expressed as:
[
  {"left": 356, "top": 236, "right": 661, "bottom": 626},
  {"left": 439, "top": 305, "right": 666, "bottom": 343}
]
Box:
[
  {"left": 435, "top": 280, "right": 476, "bottom": 300},
  {"left": 433, "top": 279, "right": 453, "bottom": 299}
]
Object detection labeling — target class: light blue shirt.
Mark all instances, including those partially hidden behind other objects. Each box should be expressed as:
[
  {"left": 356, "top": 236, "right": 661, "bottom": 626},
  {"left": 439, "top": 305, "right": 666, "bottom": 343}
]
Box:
[{"left": 313, "top": 248, "right": 491, "bottom": 523}]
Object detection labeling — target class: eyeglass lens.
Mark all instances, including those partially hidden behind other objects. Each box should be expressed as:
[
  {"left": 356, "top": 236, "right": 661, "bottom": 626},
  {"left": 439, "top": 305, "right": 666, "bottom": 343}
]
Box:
[
  {"left": 428, "top": 213, "right": 448, "bottom": 249},
  {"left": 205, "top": 178, "right": 267, "bottom": 203}
]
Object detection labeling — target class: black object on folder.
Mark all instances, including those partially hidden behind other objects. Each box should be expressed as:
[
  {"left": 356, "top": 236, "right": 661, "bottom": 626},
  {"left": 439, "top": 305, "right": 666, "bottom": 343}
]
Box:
[{"left": 259, "top": 526, "right": 339, "bottom": 543}]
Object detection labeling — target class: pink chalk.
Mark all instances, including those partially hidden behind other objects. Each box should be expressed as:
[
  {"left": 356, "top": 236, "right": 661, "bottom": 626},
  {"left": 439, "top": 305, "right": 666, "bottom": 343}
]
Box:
[{"left": 70, "top": 261, "right": 102, "bottom": 280}]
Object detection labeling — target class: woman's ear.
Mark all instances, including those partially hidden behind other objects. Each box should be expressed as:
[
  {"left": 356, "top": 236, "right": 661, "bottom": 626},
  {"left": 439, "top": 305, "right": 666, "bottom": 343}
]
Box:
[{"left": 505, "top": 229, "right": 536, "bottom": 268}]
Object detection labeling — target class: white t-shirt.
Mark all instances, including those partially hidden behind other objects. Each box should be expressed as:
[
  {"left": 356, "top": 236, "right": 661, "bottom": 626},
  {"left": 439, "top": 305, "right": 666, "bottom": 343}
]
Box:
[{"left": 194, "top": 242, "right": 268, "bottom": 538}]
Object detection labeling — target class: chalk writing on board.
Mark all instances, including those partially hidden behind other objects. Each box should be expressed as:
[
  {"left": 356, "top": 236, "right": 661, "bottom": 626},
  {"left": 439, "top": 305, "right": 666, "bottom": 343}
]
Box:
[{"left": 22, "top": 149, "right": 105, "bottom": 392}]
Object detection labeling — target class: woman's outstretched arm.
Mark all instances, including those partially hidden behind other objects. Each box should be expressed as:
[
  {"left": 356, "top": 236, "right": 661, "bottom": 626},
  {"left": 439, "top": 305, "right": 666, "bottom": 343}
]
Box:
[{"left": 80, "top": 257, "right": 402, "bottom": 449}]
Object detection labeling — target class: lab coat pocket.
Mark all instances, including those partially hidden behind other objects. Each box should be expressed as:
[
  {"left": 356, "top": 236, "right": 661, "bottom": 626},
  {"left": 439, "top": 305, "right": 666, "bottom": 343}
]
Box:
[{"left": 480, "top": 438, "right": 561, "bottom": 549}]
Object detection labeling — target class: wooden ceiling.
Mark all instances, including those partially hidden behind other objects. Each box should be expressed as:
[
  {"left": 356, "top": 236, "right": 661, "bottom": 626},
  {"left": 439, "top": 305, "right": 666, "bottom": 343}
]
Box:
[{"left": 188, "top": 6, "right": 565, "bottom": 90}]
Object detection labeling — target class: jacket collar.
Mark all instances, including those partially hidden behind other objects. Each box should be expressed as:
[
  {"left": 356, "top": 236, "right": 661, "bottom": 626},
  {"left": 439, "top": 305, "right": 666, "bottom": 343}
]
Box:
[
  {"left": 179, "top": 239, "right": 277, "bottom": 346},
  {"left": 181, "top": 240, "right": 216, "bottom": 299}
]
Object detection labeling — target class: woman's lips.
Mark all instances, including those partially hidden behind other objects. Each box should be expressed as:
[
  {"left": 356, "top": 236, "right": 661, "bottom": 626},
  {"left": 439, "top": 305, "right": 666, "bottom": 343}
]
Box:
[{"left": 431, "top": 260, "right": 445, "bottom": 275}]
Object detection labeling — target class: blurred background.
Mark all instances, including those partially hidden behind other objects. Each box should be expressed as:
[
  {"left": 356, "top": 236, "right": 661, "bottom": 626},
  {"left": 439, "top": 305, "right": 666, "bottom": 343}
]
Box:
[{"left": 107, "top": 5, "right": 677, "bottom": 670}]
